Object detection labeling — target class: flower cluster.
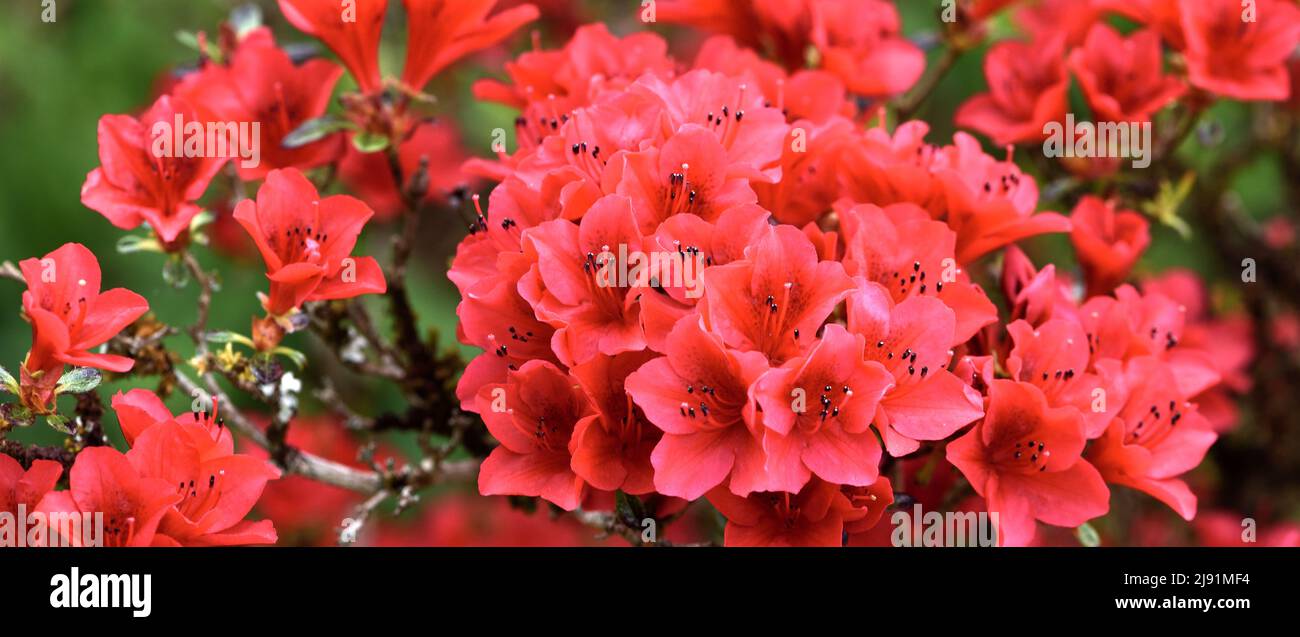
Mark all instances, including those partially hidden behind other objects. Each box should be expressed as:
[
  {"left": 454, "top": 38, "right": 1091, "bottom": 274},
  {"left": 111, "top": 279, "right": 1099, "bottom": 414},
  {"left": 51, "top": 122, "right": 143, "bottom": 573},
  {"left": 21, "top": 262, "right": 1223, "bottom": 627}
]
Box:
[{"left": 451, "top": 0, "right": 1291, "bottom": 545}]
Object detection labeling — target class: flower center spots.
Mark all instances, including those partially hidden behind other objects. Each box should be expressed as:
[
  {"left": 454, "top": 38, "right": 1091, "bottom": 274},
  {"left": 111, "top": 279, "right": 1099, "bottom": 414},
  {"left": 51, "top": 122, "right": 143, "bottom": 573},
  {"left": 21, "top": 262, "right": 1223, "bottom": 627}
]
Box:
[
  {"left": 1128, "top": 398, "right": 1188, "bottom": 448},
  {"left": 996, "top": 438, "right": 1052, "bottom": 474}
]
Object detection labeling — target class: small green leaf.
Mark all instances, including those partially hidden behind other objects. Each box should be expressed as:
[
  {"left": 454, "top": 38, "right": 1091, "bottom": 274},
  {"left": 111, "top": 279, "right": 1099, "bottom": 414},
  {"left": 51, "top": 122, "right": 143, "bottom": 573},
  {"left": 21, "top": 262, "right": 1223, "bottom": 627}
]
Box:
[
  {"left": 206, "top": 331, "right": 256, "bottom": 348},
  {"left": 615, "top": 490, "right": 648, "bottom": 526},
  {"left": 175, "top": 30, "right": 222, "bottom": 61},
  {"left": 271, "top": 346, "right": 308, "bottom": 369},
  {"left": 0, "top": 365, "right": 18, "bottom": 395},
  {"left": 56, "top": 367, "right": 102, "bottom": 395},
  {"left": 282, "top": 115, "right": 353, "bottom": 148},
  {"left": 0, "top": 403, "right": 35, "bottom": 428},
  {"left": 1076, "top": 522, "right": 1101, "bottom": 547},
  {"left": 351, "top": 131, "right": 391, "bottom": 154},
  {"left": 116, "top": 234, "right": 164, "bottom": 255},
  {"left": 45, "top": 415, "right": 73, "bottom": 435}
]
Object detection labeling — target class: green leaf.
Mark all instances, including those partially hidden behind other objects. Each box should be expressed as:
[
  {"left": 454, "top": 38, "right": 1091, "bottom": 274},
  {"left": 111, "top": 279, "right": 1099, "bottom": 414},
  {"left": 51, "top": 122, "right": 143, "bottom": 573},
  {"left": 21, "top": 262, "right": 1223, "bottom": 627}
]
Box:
[
  {"left": 271, "top": 346, "right": 307, "bottom": 369},
  {"left": 45, "top": 414, "right": 73, "bottom": 435},
  {"left": 615, "top": 490, "right": 648, "bottom": 526},
  {"left": 206, "top": 331, "right": 255, "bottom": 348},
  {"left": 351, "top": 131, "right": 390, "bottom": 154},
  {"left": 282, "top": 115, "right": 353, "bottom": 148},
  {"left": 1075, "top": 522, "right": 1101, "bottom": 547},
  {"left": 175, "top": 30, "right": 221, "bottom": 62},
  {"left": 116, "top": 234, "right": 164, "bottom": 255},
  {"left": 56, "top": 367, "right": 102, "bottom": 395},
  {"left": 0, "top": 365, "right": 18, "bottom": 394}
]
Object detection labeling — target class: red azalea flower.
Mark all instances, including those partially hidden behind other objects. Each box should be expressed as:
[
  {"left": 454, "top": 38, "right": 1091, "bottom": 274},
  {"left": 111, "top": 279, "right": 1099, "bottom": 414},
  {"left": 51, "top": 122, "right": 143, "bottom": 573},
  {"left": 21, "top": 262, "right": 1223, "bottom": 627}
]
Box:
[
  {"left": 36, "top": 447, "right": 179, "bottom": 547},
  {"left": 0, "top": 456, "right": 62, "bottom": 519},
  {"left": 625, "top": 315, "right": 770, "bottom": 499},
  {"left": 1069, "top": 195, "right": 1151, "bottom": 296},
  {"left": 838, "top": 202, "right": 998, "bottom": 343},
  {"left": 1005, "top": 318, "right": 1123, "bottom": 438},
  {"left": 113, "top": 390, "right": 280, "bottom": 546},
  {"left": 234, "top": 168, "right": 387, "bottom": 318},
  {"left": 703, "top": 224, "right": 854, "bottom": 364},
  {"left": 947, "top": 379, "right": 1110, "bottom": 546},
  {"left": 1086, "top": 357, "right": 1216, "bottom": 520},
  {"left": 932, "top": 133, "right": 1071, "bottom": 263},
  {"left": 955, "top": 35, "right": 1069, "bottom": 146},
  {"left": 836, "top": 120, "right": 944, "bottom": 211},
  {"left": 400, "top": 0, "right": 540, "bottom": 93},
  {"left": 1068, "top": 24, "right": 1186, "bottom": 123},
  {"left": 569, "top": 350, "right": 661, "bottom": 495},
  {"left": 1001, "top": 246, "right": 1078, "bottom": 325},
  {"left": 475, "top": 360, "right": 595, "bottom": 511},
  {"left": 277, "top": 0, "right": 387, "bottom": 94},
  {"left": 175, "top": 27, "right": 345, "bottom": 181},
  {"left": 846, "top": 281, "right": 985, "bottom": 456},
  {"left": 338, "top": 120, "right": 475, "bottom": 220},
  {"left": 518, "top": 194, "right": 646, "bottom": 366},
  {"left": 1181, "top": 0, "right": 1300, "bottom": 101},
  {"left": 80, "top": 95, "right": 227, "bottom": 247},
  {"left": 447, "top": 176, "right": 567, "bottom": 296},
  {"left": 1096, "top": 0, "right": 1185, "bottom": 48},
  {"left": 810, "top": 0, "right": 925, "bottom": 97},
  {"left": 18, "top": 243, "right": 148, "bottom": 411},
  {"left": 1015, "top": 0, "right": 1104, "bottom": 45},
  {"left": 841, "top": 475, "right": 894, "bottom": 535},
  {"left": 750, "top": 324, "right": 894, "bottom": 492},
  {"left": 706, "top": 478, "right": 854, "bottom": 547}
]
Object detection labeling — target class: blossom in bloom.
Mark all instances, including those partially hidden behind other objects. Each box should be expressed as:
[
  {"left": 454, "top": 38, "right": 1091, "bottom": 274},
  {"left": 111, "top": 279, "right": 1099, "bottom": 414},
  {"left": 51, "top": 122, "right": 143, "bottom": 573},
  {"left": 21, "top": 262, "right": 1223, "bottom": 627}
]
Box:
[
  {"left": 703, "top": 224, "right": 854, "bottom": 364},
  {"left": 1086, "top": 357, "right": 1216, "bottom": 520},
  {"left": 175, "top": 27, "right": 345, "bottom": 181},
  {"left": 955, "top": 35, "right": 1069, "bottom": 146},
  {"left": 846, "top": 281, "right": 985, "bottom": 456},
  {"left": 18, "top": 243, "right": 148, "bottom": 411},
  {"left": 1069, "top": 195, "right": 1150, "bottom": 296},
  {"left": 277, "top": 0, "right": 387, "bottom": 93},
  {"left": 1004, "top": 318, "right": 1122, "bottom": 438},
  {"left": 625, "top": 316, "right": 770, "bottom": 499},
  {"left": 750, "top": 324, "right": 894, "bottom": 492},
  {"left": 0, "top": 456, "right": 62, "bottom": 519},
  {"left": 569, "top": 350, "right": 661, "bottom": 495},
  {"left": 706, "top": 478, "right": 854, "bottom": 547},
  {"left": 475, "top": 360, "right": 595, "bottom": 510},
  {"left": 1180, "top": 0, "right": 1300, "bottom": 101},
  {"left": 400, "top": 0, "right": 540, "bottom": 92},
  {"left": 1014, "top": 0, "right": 1104, "bottom": 46},
  {"left": 80, "top": 95, "right": 227, "bottom": 247},
  {"left": 234, "top": 168, "right": 387, "bottom": 317},
  {"left": 113, "top": 390, "right": 280, "bottom": 546},
  {"left": 36, "top": 447, "right": 179, "bottom": 547},
  {"left": 947, "top": 379, "right": 1110, "bottom": 546},
  {"left": 1068, "top": 24, "right": 1186, "bottom": 123}
]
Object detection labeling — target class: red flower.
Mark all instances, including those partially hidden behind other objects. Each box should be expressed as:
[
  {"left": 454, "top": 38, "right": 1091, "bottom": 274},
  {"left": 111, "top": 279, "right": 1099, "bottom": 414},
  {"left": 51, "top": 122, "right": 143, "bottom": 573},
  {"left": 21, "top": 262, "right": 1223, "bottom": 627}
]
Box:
[
  {"left": 113, "top": 390, "right": 280, "bottom": 546},
  {"left": 36, "top": 447, "right": 179, "bottom": 547},
  {"left": 846, "top": 281, "right": 985, "bottom": 456},
  {"left": 518, "top": 194, "right": 647, "bottom": 366},
  {"left": 1069, "top": 195, "right": 1151, "bottom": 296},
  {"left": 809, "top": 0, "right": 924, "bottom": 97},
  {"left": 955, "top": 36, "right": 1069, "bottom": 146},
  {"left": 1068, "top": 24, "right": 1186, "bottom": 123},
  {"left": 175, "top": 27, "right": 345, "bottom": 180},
  {"left": 947, "top": 379, "right": 1110, "bottom": 546},
  {"left": 277, "top": 0, "right": 387, "bottom": 94},
  {"left": 1086, "top": 357, "right": 1216, "bottom": 520},
  {"left": 18, "top": 243, "right": 148, "bottom": 411},
  {"left": 475, "top": 360, "right": 594, "bottom": 510},
  {"left": 706, "top": 478, "right": 854, "bottom": 547},
  {"left": 400, "top": 0, "right": 540, "bottom": 92},
  {"left": 1181, "top": 0, "right": 1300, "bottom": 101},
  {"left": 569, "top": 350, "right": 661, "bottom": 495},
  {"left": 80, "top": 95, "right": 227, "bottom": 246},
  {"left": 338, "top": 120, "right": 474, "bottom": 220},
  {"left": 625, "top": 316, "right": 770, "bottom": 499},
  {"left": 1005, "top": 318, "right": 1123, "bottom": 438},
  {"left": 750, "top": 324, "right": 894, "bottom": 492},
  {"left": 0, "top": 456, "right": 62, "bottom": 518},
  {"left": 1015, "top": 0, "right": 1103, "bottom": 46},
  {"left": 234, "top": 168, "right": 387, "bottom": 317},
  {"left": 703, "top": 225, "right": 854, "bottom": 364},
  {"left": 838, "top": 202, "right": 998, "bottom": 343}
]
